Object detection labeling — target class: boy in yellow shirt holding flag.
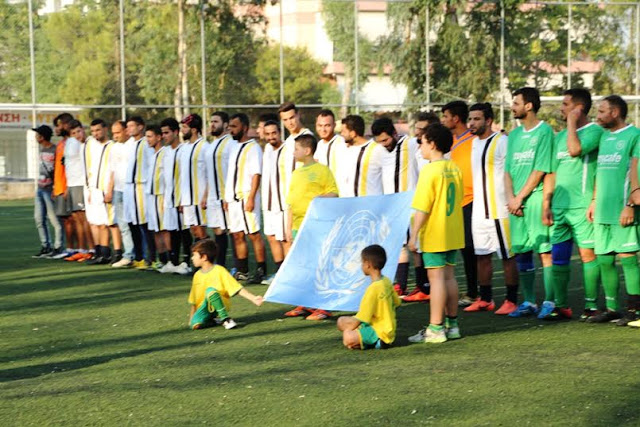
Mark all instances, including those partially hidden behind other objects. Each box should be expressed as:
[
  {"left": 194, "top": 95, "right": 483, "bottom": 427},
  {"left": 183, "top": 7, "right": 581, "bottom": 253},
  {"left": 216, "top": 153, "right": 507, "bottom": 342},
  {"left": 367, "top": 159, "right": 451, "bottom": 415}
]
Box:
[
  {"left": 408, "top": 123, "right": 465, "bottom": 344},
  {"left": 337, "top": 245, "right": 401, "bottom": 349},
  {"left": 283, "top": 134, "right": 339, "bottom": 320}
]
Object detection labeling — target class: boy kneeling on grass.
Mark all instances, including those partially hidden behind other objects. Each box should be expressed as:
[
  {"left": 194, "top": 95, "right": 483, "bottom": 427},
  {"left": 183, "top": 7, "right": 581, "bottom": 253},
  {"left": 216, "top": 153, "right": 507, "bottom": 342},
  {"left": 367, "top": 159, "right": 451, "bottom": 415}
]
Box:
[
  {"left": 188, "top": 239, "right": 263, "bottom": 330},
  {"left": 337, "top": 245, "right": 401, "bottom": 350},
  {"left": 408, "top": 123, "right": 464, "bottom": 344}
]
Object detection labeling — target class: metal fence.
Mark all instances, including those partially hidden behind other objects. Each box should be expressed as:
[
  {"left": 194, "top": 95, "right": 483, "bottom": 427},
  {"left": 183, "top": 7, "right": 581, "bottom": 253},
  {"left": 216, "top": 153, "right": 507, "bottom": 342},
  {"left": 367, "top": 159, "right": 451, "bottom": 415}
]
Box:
[{"left": 1, "top": 0, "right": 639, "bottom": 180}]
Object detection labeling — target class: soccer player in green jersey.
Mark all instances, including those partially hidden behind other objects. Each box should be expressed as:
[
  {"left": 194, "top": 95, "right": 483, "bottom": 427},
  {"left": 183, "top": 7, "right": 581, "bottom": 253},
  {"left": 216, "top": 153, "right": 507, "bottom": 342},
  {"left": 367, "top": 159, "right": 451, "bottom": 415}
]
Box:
[
  {"left": 505, "top": 87, "right": 554, "bottom": 318},
  {"left": 542, "top": 89, "right": 603, "bottom": 321},
  {"left": 586, "top": 95, "right": 640, "bottom": 325}
]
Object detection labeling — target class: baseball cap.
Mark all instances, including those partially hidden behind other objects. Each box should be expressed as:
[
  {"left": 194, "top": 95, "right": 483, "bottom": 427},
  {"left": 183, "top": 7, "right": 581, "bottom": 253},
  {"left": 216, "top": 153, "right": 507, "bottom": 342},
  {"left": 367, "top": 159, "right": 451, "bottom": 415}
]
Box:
[{"left": 32, "top": 125, "right": 53, "bottom": 141}]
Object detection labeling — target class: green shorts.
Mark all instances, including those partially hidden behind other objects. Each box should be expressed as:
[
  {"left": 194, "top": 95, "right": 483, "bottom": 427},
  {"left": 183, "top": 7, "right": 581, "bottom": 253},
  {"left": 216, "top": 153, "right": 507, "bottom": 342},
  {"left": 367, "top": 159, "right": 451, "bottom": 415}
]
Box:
[
  {"left": 422, "top": 250, "right": 457, "bottom": 268},
  {"left": 510, "top": 191, "right": 551, "bottom": 254},
  {"left": 190, "top": 299, "right": 218, "bottom": 329},
  {"left": 550, "top": 208, "right": 594, "bottom": 248},
  {"left": 594, "top": 223, "right": 640, "bottom": 255},
  {"left": 357, "top": 323, "right": 388, "bottom": 350}
]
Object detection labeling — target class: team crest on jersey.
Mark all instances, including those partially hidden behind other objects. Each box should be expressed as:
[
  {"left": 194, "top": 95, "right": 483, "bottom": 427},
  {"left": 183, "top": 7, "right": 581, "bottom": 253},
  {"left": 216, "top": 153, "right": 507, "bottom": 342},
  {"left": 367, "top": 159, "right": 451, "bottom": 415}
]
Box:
[
  {"left": 314, "top": 210, "right": 391, "bottom": 302},
  {"left": 529, "top": 137, "right": 538, "bottom": 146},
  {"left": 616, "top": 140, "right": 625, "bottom": 150}
]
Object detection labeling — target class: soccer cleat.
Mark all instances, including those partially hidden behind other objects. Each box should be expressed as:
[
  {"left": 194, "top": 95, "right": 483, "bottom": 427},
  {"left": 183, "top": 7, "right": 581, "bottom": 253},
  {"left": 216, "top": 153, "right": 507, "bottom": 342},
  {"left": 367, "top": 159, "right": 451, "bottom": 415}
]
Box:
[
  {"left": 306, "top": 309, "right": 331, "bottom": 321},
  {"left": 615, "top": 310, "right": 640, "bottom": 327},
  {"left": 393, "top": 284, "right": 404, "bottom": 296},
  {"left": 85, "top": 256, "right": 106, "bottom": 265},
  {"left": 250, "top": 267, "right": 266, "bottom": 284},
  {"left": 112, "top": 257, "right": 133, "bottom": 268},
  {"left": 159, "top": 261, "right": 177, "bottom": 274},
  {"left": 284, "top": 306, "right": 311, "bottom": 317},
  {"left": 458, "top": 295, "right": 478, "bottom": 307},
  {"left": 50, "top": 248, "right": 71, "bottom": 259},
  {"left": 174, "top": 262, "right": 193, "bottom": 275},
  {"left": 585, "top": 310, "right": 622, "bottom": 323},
  {"left": 32, "top": 246, "right": 52, "bottom": 259},
  {"left": 65, "top": 252, "right": 86, "bottom": 261},
  {"left": 408, "top": 329, "right": 426, "bottom": 343},
  {"left": 222, "top": 318, "right": 237, "bottom": 330},
  {"left": 134, "top": 260, "right": 150, "bottom": 270},
  {"left": 628, "top": 319, "right": 640, "bottom": 328},
  {"left": 261, "top": 274, "right": 276, "bottom": 285},
  {"left": 109, "top": 253, "right": 123, "bottom": 264},
  {"left": 463, "top": 299, "right": 495, "bottom": 312},
  {"left": 233, "top": 270, "right": 249, "bottom": 282},
  {"left": 76, "top": 253, "right": 94, "bottom": 262},
  {"left": 401, "top": 290, "right": 430, "bottom": 303},
  {"left": 149, "top": 261, "right": 164, "bottom": 271},
  {"left": 495, "top": 300, "right": 518, "bottom": 315},
  {"left": 537, "top": 301, "right": 556, "bottom": 319},
  {"left": 508, "top": 302, "right": 539, "bottom": 318},
  {"left": 542, "top": 307, "right": 573, "bottom": 321},
  {"left": 445, "top": 326, "right": 461, "bottom": 340},
  {"left": 425, "top": 326, "right": 447, "bottom": 344},
  {"left": 579, "top": 308, "right": 600, "bottom": 322}
]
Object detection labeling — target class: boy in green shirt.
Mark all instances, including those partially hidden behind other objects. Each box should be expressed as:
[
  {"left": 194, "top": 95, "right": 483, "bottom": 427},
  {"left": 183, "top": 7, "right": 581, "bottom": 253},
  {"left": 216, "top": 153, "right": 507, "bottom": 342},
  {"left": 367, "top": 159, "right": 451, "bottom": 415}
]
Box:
[
  {"left": 586, "top": 95, "right": 640, "bottom": 325},
  {"left": 337, "top": 245, "right": 401, "bottom": 349}
]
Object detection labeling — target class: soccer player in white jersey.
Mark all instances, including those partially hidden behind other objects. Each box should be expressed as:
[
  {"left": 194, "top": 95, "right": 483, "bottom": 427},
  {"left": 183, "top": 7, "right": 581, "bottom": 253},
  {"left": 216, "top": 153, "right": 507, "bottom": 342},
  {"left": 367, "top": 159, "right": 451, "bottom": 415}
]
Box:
[
  {"left": 336, "top": 115, "right": 384, "bottom": 198},
  {"left": 144, "top": 125, "right": 171, "bottom": 271},
  {"left": 159, "top": 118, "right": 192, "bottom": 275},
  {"left": 314, "top": 109, "right": 345, "bottom": 178},
  {"left": 279, "top": 102, "right": 313, "bottom": 197},
  {"left": 178, "top": 114, "right": 208, "bottom": 241},
  {"left": 257, "top": 112, "right": 279, "bottom": 146},
  {"left": 413, "top": 111, "right": 440, "bottom": 171},
  {"left": 224, "top": 113, "right": 267, "bottom": 283},
  {"left": 464, "top": 103, "right": 519, "bottom": 315},
  {"left": 371, "top": 117, "right": 419, "bottom": 297},
  {"left": 201, "top": 111, "right": 233, "bottom": 267},
  {"left": 84, "top": 119, "right": 119, "bottom": 265},
  {"left": 261, "top": 120, "right": 287, "bottom": 284},
  {"left": 124, "top": 116, "right": 154, "bottom": 269}
]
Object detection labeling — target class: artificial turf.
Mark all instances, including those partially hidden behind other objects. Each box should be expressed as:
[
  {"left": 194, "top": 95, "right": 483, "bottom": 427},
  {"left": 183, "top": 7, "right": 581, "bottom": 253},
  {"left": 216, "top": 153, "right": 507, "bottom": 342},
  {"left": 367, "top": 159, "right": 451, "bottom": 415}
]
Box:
[{"left": 1, "top": 199, "right": 639, "bottom": 426}]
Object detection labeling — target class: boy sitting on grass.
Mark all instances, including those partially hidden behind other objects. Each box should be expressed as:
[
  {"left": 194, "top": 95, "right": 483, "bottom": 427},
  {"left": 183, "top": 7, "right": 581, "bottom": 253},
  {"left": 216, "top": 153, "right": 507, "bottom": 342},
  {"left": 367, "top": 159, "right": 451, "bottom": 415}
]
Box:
[
  {"left": 408, "top": 123, "right": 464, "bottom": 344},
  {"left": 188, "top": 239, "right": 263, "bottom": 330},
  {"left": 283, "top": 134, "right": 339, "bottom": 320},
  {"left": 337, "top": 245, "right": 401, "bottom": 350}
]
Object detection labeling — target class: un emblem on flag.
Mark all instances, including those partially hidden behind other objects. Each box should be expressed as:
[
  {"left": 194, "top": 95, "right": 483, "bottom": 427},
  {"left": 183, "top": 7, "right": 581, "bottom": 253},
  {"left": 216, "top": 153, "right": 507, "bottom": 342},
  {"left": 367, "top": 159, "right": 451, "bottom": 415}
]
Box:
[{"left": 315, "top": 210, "right": 391, "bottom": 302}]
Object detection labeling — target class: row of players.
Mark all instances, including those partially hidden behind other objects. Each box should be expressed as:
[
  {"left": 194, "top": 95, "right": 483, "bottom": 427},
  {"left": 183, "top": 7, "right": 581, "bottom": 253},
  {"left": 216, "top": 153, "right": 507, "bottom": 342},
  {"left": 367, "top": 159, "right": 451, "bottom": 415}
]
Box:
[{"left": 32, "top": 88, "right": 640, "bottom": 327}]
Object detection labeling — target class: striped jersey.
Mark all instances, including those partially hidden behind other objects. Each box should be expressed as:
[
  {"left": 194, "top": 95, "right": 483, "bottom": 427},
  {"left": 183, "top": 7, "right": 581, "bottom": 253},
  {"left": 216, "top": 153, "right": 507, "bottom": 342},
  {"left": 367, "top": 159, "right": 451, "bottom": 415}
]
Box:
[
  {"left": 163, "top": 143, "right": 183, "bottom": 209},
  {"left": 178, "top": 137, "right": 207, "bottom": 207},
  {"left": 84, "top": 138, "right": 114, "bottom": 192},
  {"left": 224, "top": 138, "right": 263, "bottom": 202},
  {"left": 381, "top": 135, "right": 419, "bottom": 194},
  {"left": 471, "top": 132, "right": 509, "bottom": 220},
  {"left": 204, "top": 134, "right": 233, "bottom": 205},
  {"left": 124, "top": 136, "right": 153, "bottom": 185},
  {"left": 261, "top": 142, "right": 287, "bottom": 212},
  {"left": 450, "top": 129, "right": 475, "bottom": 206},
  {"left": 336, "top": 139, "right": 385, "bottom": 198},
  {"left": 145, "top": 146, "right": 167, "bottom": 196},
  {"left": 314, "top": 133, "right": 346, "bottom": 177}
]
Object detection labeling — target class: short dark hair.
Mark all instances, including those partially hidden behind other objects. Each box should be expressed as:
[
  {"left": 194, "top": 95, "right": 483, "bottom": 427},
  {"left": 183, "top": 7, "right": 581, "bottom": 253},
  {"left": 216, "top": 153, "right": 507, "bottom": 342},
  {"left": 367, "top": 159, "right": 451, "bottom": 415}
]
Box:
[
  {"left": 371, "top": 117, "right": 396, "bottom": 137},
  {"left": 69, "top": 119, "right": 83, "bottom": 130},
  {"left": 564, "top": 88, "right": 592, "bottom": 115},
  {"left": 278, "top": 102, "right": 298, "bottom": 114},
  {"left": 469, "top": 103, "right": 494, "bottom": 120},
  {"left": 295, "top": 134, "right": 318, "bottom": 154},
  {"left": 318, "top": 109, "right": 335, "bottom": 120},
  {"left": 191, "top": 239, "right": 217, "bottom": 263},
  {"left": 112, "top": 120, "right": 126, "bottom": 129},
  {"left": 263, "top": 120, "right": 280, "bottom": 130},
  {"left": 442, "top": 101, "right": 469, "bottom": 123},
  {"left": 211, "top": 111, "right": 229, "bottom": 124},
  {"left": 603, "top": 95, "right": 628, "bottom": 120},
  {"left": 90, "top": 119, "right": 107, "bottom": 127},
  {"left": 423, "top": 123, "right": 453, "bottom": 154},
  {"left": 160, "top": 117, "right": 180, "bottom": 131},
  {"left": 127, "top": 116, "right": 145, "bottom": 126},
  {"left": 513, "top": 87, "right": 541, "bottom": 113},
  {"left": 259, "top": 112, "right": 279, "bottom": 123},
  {"left": 230, "top": 113, "right": 250, "bottom": 128},
  {"left": 341, "top": 115, "right": 365, "bottom": 137},
  {"left": 181, "top": 114, "right": 203, "bottom": 131},
  {"left": 54, "top": 113, "right": 74, "bottom": 126},
  {"left": 416, "top": 111, "right": 440, "bottom": 125},
  {"left": 146, "top": 124, "right": 162, "bottom": 136},
  {"left": 361, "top": 244, "right": 386, "bottom": 270}
]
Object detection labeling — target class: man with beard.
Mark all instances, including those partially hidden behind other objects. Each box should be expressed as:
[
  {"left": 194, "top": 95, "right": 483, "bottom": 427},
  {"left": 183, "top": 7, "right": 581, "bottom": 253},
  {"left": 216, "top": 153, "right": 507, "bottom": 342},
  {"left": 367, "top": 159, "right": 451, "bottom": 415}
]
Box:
[
  {"left": 224, "top": 113, "right": 266, "bottom": 283},
  {"left": 541, "top": 89, "right": 603, "bottom": 321},
  {"left": 505, "top": 87, "right": 554, "bottom": 318},
  {"left": 314, "top": 109, "right": 345, "bottom": 178},
  {"left": 110, "top": 120, "right": 135, "bottom": 267}
]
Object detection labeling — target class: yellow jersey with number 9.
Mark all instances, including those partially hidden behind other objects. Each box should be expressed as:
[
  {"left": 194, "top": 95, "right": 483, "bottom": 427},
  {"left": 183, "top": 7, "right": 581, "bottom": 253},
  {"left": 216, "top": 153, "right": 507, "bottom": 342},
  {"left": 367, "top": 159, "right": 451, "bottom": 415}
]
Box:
[{"left": 412, "top": 159, "right": 464, "bottom": 253}]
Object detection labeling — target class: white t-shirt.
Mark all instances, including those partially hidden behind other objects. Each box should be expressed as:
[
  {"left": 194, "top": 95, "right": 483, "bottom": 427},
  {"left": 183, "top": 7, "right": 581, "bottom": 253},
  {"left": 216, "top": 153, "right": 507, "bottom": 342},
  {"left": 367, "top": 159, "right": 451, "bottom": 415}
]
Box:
[
  {"left": 163, "top": 143, "right": 183, "bottom": 209},
  {"left": 471, "top": 132, "right": 509, "bottom": 220},
  {"left": 63, "top": 136, "right": 85, "bottom": 187},
  {"left": 204, "top": 134, "right": 233, "bottom": 205},
  {"left": 261, "top": 142, "right": 286, "bottom": 212},
  {"left": 124, "top": 136, "right": 153, "bottom": 185},
  {"left": 225, "top": 139, "right": 263, "bottom": 203},
  {"left": 314, "top": 134, "right": 346, "bottom": 177},
  {"left": 381, "top": 135, "right": 419, "bottom": 194},
  {"left": 336, "top": 139, "right": 385, "bottom": 198},
  {"left": 85, "top": 138, "right": 113, "bottom": 192},
  {"left": 109, "top": 142, "right": 129, "bottom": 192},
  {"left": 145, "top": 146, "right": 167, "bottom": 196},
  {"left": 178, "top": 137, "right": 207, "bottom": 207}
]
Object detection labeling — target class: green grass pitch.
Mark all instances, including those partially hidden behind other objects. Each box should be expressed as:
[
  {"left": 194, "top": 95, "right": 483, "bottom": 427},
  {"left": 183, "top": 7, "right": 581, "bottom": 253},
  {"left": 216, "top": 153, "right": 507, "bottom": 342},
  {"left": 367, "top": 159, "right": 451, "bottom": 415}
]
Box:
[{"left": 1, "top": 200, "right": 639, "bottom": 425}]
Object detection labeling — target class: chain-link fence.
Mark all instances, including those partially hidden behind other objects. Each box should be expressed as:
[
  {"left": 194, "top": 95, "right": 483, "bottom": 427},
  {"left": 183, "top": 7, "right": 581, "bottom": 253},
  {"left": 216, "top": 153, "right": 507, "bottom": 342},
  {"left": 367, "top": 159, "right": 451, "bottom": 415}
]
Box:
[{"left": 0, "top": 0, "right": 639, "bottom": 185}]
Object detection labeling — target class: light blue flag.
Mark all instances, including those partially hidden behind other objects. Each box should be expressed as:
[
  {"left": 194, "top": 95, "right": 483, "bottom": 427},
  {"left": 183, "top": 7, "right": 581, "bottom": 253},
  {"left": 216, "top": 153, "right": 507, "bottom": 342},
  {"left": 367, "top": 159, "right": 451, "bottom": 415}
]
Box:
[{"left": 264, "top": 192, "right": 414, "bottom": 312}]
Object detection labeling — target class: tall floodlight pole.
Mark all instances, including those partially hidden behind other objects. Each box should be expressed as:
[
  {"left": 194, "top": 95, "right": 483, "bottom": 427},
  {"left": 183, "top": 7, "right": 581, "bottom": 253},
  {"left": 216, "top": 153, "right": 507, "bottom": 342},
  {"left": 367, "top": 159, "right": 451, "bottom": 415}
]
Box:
[
  {"left": 425, "top": 5, "right": 430, "bottom": 109},
  {"left": 27, "top": 0, "right": 36, "bottom": 126},
  {"left": 354, "top": 0, "right": 359, "bottom": 114},
  {"left": 119, "top": 0, "right": 126, "bottom": 120},
  {"left": 500, "top": 0, "right": 505, "bottom": 127},
  {"left": 567, "top": 4, "right": 572, "bottom": 89},
  {"left": 200, "top": 0, "right": 207, "bottom": 134}
]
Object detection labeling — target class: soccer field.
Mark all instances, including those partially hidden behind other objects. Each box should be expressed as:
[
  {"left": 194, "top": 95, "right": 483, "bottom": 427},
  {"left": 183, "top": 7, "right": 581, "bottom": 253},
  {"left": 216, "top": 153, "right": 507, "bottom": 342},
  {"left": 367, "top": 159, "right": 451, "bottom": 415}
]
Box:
[{"left": 1, "top": 200, "right": 639, "bottom": 426}]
